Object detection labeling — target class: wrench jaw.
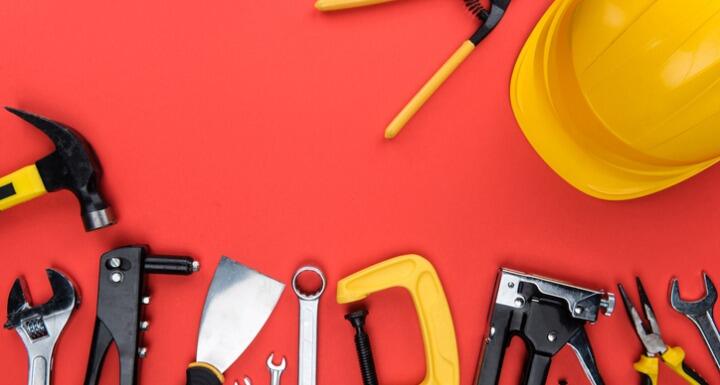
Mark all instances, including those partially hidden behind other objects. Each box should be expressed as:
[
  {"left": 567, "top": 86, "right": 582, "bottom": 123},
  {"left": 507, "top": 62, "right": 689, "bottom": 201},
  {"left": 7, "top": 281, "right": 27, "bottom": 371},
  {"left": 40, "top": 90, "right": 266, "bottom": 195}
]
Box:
[
  {"left": 670, "top": 273, "right": 718, "bottom": 316},
  {"left": 5, "top": 269, "right": 78, "bottom": 334},
  {"left": 5, "top": 277, "right": 31, "bottom": 329},
  {"left": 4, "top": 269, "right": 78, "bottom": 385}
]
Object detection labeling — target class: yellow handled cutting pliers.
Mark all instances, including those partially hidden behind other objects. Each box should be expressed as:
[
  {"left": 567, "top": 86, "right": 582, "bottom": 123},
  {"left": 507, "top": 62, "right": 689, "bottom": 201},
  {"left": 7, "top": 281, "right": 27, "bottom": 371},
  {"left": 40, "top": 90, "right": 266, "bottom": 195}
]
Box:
[{"left": 618, "top": 278, "right": 709, "bottom": 385}]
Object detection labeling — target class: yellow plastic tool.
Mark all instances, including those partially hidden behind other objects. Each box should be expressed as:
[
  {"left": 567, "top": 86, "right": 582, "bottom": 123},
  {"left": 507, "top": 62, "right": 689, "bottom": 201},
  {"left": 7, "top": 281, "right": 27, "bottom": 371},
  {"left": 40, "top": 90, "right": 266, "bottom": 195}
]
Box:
[
  {"left": 0, "top": 165, "right": 48, "bottom": 211},
  {"left": 337, "top": 254, "right": 459, "bottom": 385},
  {"left": 315, "top": 0, "right": 396, "bottom": 11},
  {"left": 512, "top": 0, "right": 720, "bottom": 200}
]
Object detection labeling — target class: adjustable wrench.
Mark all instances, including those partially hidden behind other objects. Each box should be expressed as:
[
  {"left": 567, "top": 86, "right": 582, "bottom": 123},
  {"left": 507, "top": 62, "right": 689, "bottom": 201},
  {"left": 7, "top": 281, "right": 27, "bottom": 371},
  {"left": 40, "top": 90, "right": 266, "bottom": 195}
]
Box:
[
  {"left": 267, "top": 353, "right": 286, "bottom": 385},
  {"left": 670, "top": 273, "right": 720, "bottom": 370},
  {"left": 4, "top": 269, "right": 79, "bottom": 385},
  {"left": 293, "top": 266, "right": 326, "bottom": 385}
]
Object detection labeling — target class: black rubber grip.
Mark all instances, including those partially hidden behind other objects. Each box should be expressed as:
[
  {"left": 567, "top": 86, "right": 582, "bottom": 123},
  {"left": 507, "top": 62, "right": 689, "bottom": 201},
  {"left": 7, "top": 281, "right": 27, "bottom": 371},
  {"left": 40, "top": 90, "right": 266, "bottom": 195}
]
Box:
[
  {"left": 682, "top": 362, "right": 709, "bottom": 385},
  {"left": 186, "top": 366, "right": 222, "bottom": 385},
  {"left": 640, "top": 373, "right": 652, "bottom": 385}
]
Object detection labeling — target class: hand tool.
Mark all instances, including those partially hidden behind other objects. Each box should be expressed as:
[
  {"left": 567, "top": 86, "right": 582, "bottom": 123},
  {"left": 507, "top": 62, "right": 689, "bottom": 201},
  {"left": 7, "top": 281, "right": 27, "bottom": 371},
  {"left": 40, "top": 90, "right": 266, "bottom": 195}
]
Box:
[
  {"left": 83, "top": 246, "right": 199, "bottom": 385},
  {"left": 314, "top": 0, "right": 510, "bottom": 140},
  {"left": 345, "top": 309, "right": 378, "bottom": 385},
  {"left": 267, "top": 353, "right": 286, "bottom": 385},
  {"left": 474, "top": 268, "right": 615, "bottom": 385},
  {"left": 383, "top": 0, "right": 511, "bottom": 139},
  {"left": 618, "top": 278, "right": 708, "bottom": 385},
  {"left": 293, "top": 266, "right": 326, "bottom": 385},
  {"left": 187, "top": 257, "right": 284, "bottom": 385},
  {"left": 5, "top": 268, "right": 79, "bottom": 385},
  {"left": 0, "top": 107, "right": 114, "bottom": 230},
  {"left": 337, "top": 254, "right": 459, "bottom": 385},
  {"left": 670, "top": 273, "right": 720, "bottom": 371}
]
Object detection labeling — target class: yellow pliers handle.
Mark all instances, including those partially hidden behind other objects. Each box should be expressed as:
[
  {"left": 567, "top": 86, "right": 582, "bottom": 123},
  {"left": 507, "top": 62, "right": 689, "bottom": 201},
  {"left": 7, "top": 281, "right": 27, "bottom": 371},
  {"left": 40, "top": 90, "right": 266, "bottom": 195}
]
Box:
[
  {"left": 633, "top": 347, "right": 708, "bottom": 385},
  {"left": 662, "top": 346, "right": 708, "bottom": 385}
]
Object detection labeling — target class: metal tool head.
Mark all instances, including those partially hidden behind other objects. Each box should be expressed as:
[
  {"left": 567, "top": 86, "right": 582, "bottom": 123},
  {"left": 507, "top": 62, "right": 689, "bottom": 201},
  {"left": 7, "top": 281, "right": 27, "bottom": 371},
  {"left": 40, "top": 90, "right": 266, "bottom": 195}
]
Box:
[
  {"left": 6, "top": 107, "right": 114, "bottom": 231},
  {"left": 196, "top": 257, "right": 285, "bottom": 373},
  {"left": 267, "top": 353, "right": 287, "bottom": 371},
  {"left": 618, "top": 278, "right": 667, "bottom": 356},
  {"left": 5, "top": 269, "right": 78, "bottom": 331},
  {"left": 670, "top": 272, "right": 718, "bottom": 317},
  {"left": 5, "top": 268, "right": 78, "bottom": 351}
]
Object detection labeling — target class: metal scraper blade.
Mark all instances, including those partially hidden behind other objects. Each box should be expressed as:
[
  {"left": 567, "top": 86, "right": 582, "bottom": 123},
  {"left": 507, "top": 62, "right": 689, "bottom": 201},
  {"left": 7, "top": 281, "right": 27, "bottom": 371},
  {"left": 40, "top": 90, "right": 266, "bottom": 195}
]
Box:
[{"left": 196, "top": 256, "right": 285, "bottom": 373}]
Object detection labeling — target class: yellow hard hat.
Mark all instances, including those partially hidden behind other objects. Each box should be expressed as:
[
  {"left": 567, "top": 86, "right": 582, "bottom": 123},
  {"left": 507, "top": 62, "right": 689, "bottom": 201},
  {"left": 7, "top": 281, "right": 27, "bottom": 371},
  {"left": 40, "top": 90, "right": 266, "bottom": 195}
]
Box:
[{"left": 511, "top": 0, "right": 720, "bottom": 200}]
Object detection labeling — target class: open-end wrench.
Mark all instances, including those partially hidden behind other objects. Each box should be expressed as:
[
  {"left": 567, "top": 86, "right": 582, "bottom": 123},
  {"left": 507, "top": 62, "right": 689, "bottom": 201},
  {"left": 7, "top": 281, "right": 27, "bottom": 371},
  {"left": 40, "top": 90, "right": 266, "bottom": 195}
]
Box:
[
  {"left": 293, "top": 266, "right": 326, "bottom": 385},
  {"left": 670, "top": 273, "right": 720, "bottom": 370},
  {"left": 267, "top": 353, "right": 286, "bottom": 385},
  {"left": 4, "top": 269, "right": 79, "bottom": 385}
]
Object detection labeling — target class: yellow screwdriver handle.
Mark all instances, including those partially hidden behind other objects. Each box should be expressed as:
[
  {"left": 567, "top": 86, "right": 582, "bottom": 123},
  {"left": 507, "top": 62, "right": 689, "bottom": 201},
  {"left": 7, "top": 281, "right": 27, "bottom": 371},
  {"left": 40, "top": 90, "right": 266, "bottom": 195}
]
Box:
[
  {"left": 662, "top": 346, "right": 709, "bottom": 385},
  {"left": 0, "top": 164, "right": 47, "bottom": 211},
  {"left": 385, "top": 40, "right": 476, "bottom": 139},
  {"left": 315, "top": 0, "right": 396, "bottom": 11},
  {"left": 337, "top": 254, "right": 459, "bottom": 385}
]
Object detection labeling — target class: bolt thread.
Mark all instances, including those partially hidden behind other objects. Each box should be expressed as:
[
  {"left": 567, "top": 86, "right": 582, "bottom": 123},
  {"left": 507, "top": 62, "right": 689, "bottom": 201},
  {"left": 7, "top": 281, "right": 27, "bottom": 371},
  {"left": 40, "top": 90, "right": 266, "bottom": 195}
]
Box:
[{"left": 354, "top": 332, "right": 378, "bottom": 385}]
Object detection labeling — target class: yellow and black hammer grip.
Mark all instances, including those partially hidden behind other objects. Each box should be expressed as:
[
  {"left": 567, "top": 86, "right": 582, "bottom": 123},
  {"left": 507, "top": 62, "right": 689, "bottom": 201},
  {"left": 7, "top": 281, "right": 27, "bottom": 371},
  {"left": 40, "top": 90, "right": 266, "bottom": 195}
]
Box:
[
  {"left": 0, "top": 164, "right": 47, "bottom": 211},
  {"left": 186, "top": 362, "right": 224, "bottom": 385}
]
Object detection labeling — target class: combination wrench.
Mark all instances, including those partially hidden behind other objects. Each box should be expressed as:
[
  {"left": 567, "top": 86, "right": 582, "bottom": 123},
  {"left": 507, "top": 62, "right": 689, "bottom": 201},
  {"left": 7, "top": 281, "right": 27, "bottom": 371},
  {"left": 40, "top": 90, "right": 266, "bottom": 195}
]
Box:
[
  {"left": 670, "top": 272, "right": 720, "bottom": 370},
  {"left": 4, "top": 269, "right": 79, "bottom": 385},
  {"left": 267, "top": 353, "right": 286, "bottom": 385},
  {"left": 293, "top": 266, "right": 326, "bottom": 385}
]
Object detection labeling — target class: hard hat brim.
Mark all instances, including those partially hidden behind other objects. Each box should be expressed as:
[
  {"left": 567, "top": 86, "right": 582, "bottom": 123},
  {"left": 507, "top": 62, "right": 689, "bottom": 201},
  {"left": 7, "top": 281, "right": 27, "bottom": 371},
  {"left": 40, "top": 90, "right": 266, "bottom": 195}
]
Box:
[{"left": 511, "top": 0, "right": 719, "bottom": 200}]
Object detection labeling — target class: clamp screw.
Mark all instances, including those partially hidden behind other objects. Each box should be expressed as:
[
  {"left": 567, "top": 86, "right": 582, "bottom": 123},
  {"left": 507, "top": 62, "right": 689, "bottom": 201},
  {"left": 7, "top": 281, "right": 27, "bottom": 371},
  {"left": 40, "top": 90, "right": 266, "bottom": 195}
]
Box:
[
  {"left": 139, "top": 321, "right": 150, "bottom": 331},
  {"left": 142, "top": 296, "right": 151, "bottom": 305},
  {"left": 109, "top": 257, "right": 122, "bottom": 268},
  {"left": 345, "top": 309, "right": 378, "bottom": 385},
  {"left": 138, "top": 347, "right": 148, "bottom": 358}
]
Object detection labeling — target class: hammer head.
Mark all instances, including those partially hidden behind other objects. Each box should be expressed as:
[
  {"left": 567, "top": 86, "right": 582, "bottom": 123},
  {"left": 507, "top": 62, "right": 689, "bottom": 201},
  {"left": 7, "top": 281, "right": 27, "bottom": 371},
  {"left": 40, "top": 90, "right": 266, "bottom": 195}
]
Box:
[{"left": 6, "top": 107, "right": 115, "bottom": 231}]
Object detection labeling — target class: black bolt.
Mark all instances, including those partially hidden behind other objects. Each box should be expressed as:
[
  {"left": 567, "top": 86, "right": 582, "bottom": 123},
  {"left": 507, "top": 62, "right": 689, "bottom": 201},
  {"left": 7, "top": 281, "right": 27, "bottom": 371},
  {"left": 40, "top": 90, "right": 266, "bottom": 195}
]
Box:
[{"left": 345, "top": 309, "right": 378, "bottom": 385}]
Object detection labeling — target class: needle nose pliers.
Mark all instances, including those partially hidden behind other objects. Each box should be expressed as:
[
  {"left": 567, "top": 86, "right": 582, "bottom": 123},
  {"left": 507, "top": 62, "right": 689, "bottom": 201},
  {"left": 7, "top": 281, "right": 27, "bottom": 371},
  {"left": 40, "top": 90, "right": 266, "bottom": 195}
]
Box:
[{"left": 618, "top": 278, "right": 709, "bottom": 385}]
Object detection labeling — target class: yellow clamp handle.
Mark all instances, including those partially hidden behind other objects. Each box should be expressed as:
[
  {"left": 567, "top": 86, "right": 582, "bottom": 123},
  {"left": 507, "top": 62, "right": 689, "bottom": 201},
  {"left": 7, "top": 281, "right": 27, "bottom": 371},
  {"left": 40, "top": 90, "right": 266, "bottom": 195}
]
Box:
[
  {"left": 315, "top": 0, "right": 396, "bottom": 11},
  {"left": 662, "top": 346, "right": 706, "bottom": 385},
  {"left": 337, "top": 254, "right": 459, "bottom": 385},
  {"left": 385, "top": 40, "right": 476, "bottom": 140},
  {"left": 0, "top": 165, "right": 47, "bottom": 211},
  {"left": 633, "top": 355, "right": 659, "bottom": 385}
]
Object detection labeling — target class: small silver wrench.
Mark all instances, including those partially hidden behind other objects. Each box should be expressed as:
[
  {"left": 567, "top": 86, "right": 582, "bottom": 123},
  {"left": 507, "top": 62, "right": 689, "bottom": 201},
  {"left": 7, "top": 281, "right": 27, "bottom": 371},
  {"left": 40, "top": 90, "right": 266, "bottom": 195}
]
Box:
[
  {"left": 293, "top": 266, "right": 326, "bottom": 385},
  {"left": 4, "top": 269, "right": 79, "bottom": 385},
  {"left": 267, "top": 353, "right": 286, "bottom": 385},
  {"left": 670, "top": 272, "right": 720, "bottom": 370}
]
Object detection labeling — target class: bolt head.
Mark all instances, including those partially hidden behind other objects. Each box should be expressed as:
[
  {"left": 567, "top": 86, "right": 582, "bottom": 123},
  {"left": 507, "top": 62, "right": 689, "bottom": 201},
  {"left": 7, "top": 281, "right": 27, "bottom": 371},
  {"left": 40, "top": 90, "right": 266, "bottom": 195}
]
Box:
[
  {"left": 547, "top": 331, "right": 557, "bottom": 342},
  {"left": 109, "top": 258, "right": 122, "bottom": 268},
  {"left": 142, "top": 296, "right": 151, "bottom": 305},
  {"left": 110, "top": 272, "right": 123, "bottom": 283}
]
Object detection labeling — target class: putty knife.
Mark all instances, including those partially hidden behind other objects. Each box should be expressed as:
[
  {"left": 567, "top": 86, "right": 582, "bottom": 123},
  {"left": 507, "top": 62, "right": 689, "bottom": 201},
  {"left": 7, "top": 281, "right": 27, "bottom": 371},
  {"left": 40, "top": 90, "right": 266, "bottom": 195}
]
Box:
[{"left": 186, "top": 256, "right": 285, "bottom": 385}]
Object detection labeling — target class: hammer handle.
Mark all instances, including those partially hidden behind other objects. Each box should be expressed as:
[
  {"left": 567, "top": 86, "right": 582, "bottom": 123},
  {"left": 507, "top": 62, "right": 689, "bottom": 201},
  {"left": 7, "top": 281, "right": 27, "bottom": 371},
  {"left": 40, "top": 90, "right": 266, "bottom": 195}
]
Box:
[{"left": 0, "top": 164, "right": 47, "bottom": 211}]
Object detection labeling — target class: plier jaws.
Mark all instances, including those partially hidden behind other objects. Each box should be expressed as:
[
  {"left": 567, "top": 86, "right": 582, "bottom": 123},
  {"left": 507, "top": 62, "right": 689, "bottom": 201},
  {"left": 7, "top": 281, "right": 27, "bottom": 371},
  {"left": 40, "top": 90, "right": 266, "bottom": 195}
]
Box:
[{"left": 618, "top": 278, "right": 708, "bottom": 385}]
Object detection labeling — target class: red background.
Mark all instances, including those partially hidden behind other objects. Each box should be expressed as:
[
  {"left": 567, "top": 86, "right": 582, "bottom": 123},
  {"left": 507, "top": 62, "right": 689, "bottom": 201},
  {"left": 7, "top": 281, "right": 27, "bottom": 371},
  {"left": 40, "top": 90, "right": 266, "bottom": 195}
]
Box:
[{"left": 1, "top": 1, "right": 719, "bottom": 384}]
